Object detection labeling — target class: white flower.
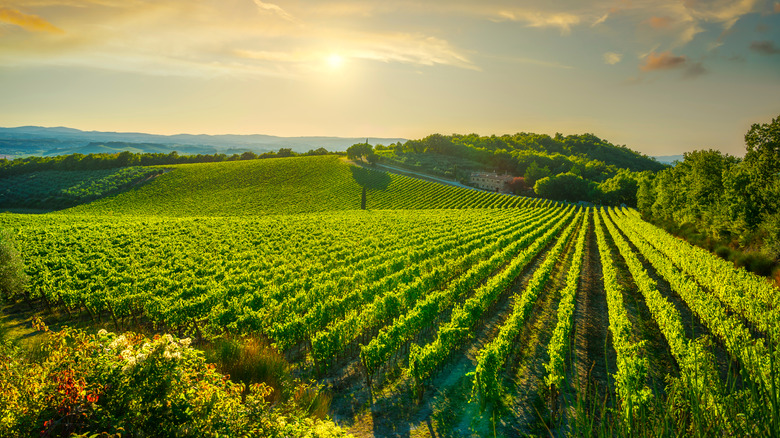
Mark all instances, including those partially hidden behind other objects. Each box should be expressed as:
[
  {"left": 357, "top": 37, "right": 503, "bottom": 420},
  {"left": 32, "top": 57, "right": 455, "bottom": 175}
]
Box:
[
  {"left": 179, "top": 338, "right": 191, "bottom": 347},
  {"left": 97, "top": 329, "right": 108, "bottom": 336},
  {"left": 135, "top": 353, "right": 147, "bottom": 363},
  {"left": 120, "top": 349, "right": 133, "bottom": 360},
  {"left": 122, "top": 356, "right": 137, "bottom": 373},
  {"left": 109, "top": 335, "right": 127, "bottom": 350},
  {"left": 162, "top": 334, "right": 173, "bottom": 343}
]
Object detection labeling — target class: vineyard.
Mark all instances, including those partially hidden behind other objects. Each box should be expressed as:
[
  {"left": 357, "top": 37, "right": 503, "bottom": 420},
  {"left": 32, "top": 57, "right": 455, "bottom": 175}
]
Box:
[
  {"left": 2, "top": 156, "right": 780, "bottom": 436},
  {"left": 60, "top": 155, "right": 528, "bottom": 216},
  {"left": 0, "top": 166, "right": 162, "bottom": 210}
]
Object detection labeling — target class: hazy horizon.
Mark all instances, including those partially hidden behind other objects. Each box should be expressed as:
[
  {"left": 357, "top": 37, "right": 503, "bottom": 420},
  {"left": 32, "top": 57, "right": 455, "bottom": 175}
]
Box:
[{"left": 1, "top": 1, "right": 779, "bottom": 157}]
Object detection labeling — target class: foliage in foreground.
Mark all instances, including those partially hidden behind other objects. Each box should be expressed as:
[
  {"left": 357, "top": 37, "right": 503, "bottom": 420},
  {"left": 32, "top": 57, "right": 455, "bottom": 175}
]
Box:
[{"left": 0, "top": 321, "right": 349, "bottom": 438}]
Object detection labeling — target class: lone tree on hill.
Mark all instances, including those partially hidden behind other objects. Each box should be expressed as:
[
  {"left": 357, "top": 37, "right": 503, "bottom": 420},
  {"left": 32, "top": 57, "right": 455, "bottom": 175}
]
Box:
[{"left": 347, "top": 141, "right": 376, "bottom": 163}]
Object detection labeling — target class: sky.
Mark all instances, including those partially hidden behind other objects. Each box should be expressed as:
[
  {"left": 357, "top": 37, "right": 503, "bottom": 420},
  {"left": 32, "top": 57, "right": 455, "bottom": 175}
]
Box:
[{"left": 0, "top": 1, "right": 779, "bottom": 156}]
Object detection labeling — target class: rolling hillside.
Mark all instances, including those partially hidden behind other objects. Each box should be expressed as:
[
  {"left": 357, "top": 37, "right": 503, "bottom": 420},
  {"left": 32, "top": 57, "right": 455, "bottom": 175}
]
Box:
[
  {"left": 61, "top": 155, "right": 534, "bottom": 216},
  {"left": 3, "top": 152, "right": 780, "bottom": 437}
]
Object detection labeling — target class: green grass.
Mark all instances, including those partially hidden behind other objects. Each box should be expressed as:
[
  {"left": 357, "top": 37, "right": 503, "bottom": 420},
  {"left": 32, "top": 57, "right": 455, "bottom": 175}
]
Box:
[{"left": 61, "top": 155, "right": 530, "bottom": 216}]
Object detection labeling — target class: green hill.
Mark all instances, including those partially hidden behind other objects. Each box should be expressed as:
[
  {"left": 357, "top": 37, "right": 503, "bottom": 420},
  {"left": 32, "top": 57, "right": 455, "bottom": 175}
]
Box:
[
  {"left": 61, "top": 155, "right": 534, "bottom": 216},
  {"left": 0, "top": 167, "right": 162, "bottom": 211}
]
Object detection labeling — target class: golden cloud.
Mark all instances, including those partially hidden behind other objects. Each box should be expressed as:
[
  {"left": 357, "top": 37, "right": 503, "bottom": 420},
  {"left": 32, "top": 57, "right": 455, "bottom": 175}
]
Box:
[
  {"left": 253, "top": 0, "right": 297, "bottom": 22},
  {"left": 0, "top": 7, "right": 64, "bottom": 33},
  {"left": 234, "top": 31, "right": 478, "bottom": 71},
  {"left": 647, "top": 16, "right": 673, "bottom": 29},
  {"left": 603, "top": 52, "right": 622, "bottom": 65},
  {"left": 640, "top": 51, "right": 687, "bottom": 71},
  {"left": 494, "top": 9, "right": 581, "bottom": 35}
]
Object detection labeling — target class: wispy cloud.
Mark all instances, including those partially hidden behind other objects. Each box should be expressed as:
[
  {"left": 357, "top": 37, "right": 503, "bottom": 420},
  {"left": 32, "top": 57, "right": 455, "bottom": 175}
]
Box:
[
  {"left": 683, "top": 61, "right": 707, "bottom": 78},
  {"left": 0, "top": 7, "right": 64, "bottom": 33},
  {"left": 484, "top": 53, "right": 573, "bottom": 69},
  {"left": 750, "top": 40, "right": 780, "bottom": 55},
  {"left": 592, "top": 12, "right": 609, "bottom": 27},
  {"left": 235, "top": 32, "right": 479, "bottom": 71},
  {"left": 494, "top": 9, "right": 581, "bottom": 35},
  {"left": 638, "top": 50, "right": 707, "bottom": 78},
  {"left": 603, "top": 52, "right": 622, "bottom": 65},
  {"left": 640, "top": 51, "right": 687, "bottom": 71},
  {"left": 252, "top": 0, "right": 296, "bottom": 23}
]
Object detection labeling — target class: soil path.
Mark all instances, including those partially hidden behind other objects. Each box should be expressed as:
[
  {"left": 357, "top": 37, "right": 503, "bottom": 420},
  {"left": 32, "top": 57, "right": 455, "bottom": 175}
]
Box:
[{"left": 569, "top": 213, "right": 616, "bottom": 431}]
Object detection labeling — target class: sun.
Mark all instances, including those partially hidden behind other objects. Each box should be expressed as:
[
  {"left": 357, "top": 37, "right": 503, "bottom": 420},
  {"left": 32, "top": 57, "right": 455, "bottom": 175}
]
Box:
[{"left": 326, "top": 53, "right": 344, "bottom": 69}]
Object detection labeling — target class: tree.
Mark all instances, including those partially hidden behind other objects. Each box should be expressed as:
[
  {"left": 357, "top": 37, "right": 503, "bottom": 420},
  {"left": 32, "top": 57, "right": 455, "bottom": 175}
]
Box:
[
  {"left": 240, "top": 151, "right": 257, "bottom": 160},
  {"left": 0, "top": 229, "right": 28, "bottom": 302},
  {"left": 598, "top": 171, "right": 639, "bottom": 207},
  {"left": 636, "top": 173, "right": 655, "bottom": 214},
  {"left": 745, "top": 114, "right": 780, "bottom": 175},
  {"left": 507, "top": 177, "right": 528, "bottom": 194},
  {"left": 306, "top": 147, "right": 329, "bottom": 156},
  {"left": 524, "top": 161, "right": 551, "bottom": 186},
  {"left": 534, "top": 173, "right": 590, "bottom": 202},
  {"left": 346, "top": 143, "right": 373, "bottom": 162}
]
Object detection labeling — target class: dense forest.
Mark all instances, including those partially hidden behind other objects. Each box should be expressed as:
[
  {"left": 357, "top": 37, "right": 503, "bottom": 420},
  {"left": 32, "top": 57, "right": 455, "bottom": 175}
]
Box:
[
  {"left": 637, "top": 115, "right": 780, "bottom": 275},
  {"left": 373, "top": 132, "right": 664, "bottom": 206}
]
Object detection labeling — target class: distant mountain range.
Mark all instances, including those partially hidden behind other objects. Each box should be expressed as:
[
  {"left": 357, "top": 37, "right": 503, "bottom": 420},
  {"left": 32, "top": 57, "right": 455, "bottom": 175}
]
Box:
[
  {"left": 652, "top": 154, "right": 685, "bottom": 164},
  {"left": 0, "top": 126, "right": 407, "bottom": 158}
]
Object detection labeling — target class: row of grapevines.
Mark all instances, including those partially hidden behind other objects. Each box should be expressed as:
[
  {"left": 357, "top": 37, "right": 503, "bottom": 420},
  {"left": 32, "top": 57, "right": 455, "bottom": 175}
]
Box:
[
  {"left": 264, "top": 209, "right": 507, "bottom": 330},
  {"left": 593, "top": 208, "right": 651, "bottom": 422},
  {"left": 168, "top": 210, "right": 517, "bottom": 335},
  {"left": 257, "top": 216, "right": 453, "bottom": 326},
  {"left": 357, "top": 206, "right": 568, "bottom": 380},
  {"left": 619, "top": 208, "right": 779, "bottom": 341},
  {"left": 472, "top": 207, "right": 583, "bottom": 404},
  {"left": 406, "top": 205, "right": 577, "bottom": 393},
  {"left": 0, "top": 167, "right": 161, "bottom": 209},
  {"left": 269, "top": 209, "right": 538, "bottom": 351},
  {"left": 313, "top": 207, "right": 557, "bottom": 370},
  {"left": 609, "top": 208, "right": 780, "bottom": 404},
  {"left": 543, "top": 208, "right": 590, "bottom": 392},
  {"left": 1, "top": 210, "right": 514, "bottom": 334},
  {"left": 601, "top": 209, "right": 726, "bottom": 424},
  {"left": 363, "top": 167, "right": 529, "bottom": 210}
]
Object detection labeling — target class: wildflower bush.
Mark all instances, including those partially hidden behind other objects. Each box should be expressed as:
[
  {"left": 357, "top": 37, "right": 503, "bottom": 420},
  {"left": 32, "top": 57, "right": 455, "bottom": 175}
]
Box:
[{"left": 0, "top": 320, "right": 349, "bottom": 437}]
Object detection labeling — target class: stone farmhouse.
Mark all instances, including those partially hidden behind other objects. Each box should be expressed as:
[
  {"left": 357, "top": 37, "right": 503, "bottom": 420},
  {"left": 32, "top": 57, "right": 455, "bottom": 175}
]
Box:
[{"left": 470, "top": 172, "right": 514, "bottom": 193}]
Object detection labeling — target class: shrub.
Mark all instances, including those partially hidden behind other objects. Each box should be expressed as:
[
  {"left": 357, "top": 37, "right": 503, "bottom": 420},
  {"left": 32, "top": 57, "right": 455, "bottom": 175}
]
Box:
[
  {"left": 0, "top": 228, "right": 28, "bottom": 302},
  {"left": 714, "top": 245, "right": 732, "bottom": 260},
  {"left": 0, "top": 320, "right": 350, "bottom": 438},
  {"left": 749, "top": 253, "right": 775, "bottom": 277},
  {"left": 734, "top": 252, "right": 775, "bottom": 277}
]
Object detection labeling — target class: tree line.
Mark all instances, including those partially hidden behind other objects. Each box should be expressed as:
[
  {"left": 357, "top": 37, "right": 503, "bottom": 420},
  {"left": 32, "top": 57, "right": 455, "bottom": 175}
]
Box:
[
  {"left": 372, "top": 132, "right": 661, "bottom": 206},
  {"left": 636, "top": 115, "right": 780, "bottom": 270},
  {"left": 0, "top": 146, "right": 336, "bottom": 177}
]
